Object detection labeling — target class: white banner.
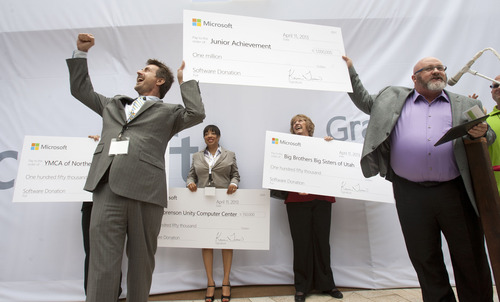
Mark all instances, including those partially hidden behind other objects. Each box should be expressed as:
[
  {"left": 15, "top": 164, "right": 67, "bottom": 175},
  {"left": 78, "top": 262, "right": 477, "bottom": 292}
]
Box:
[
  {"left": 4, "top": 1, "right": 498, "bottom": 299},
  {"left": 158, "top": 188, "right": 270, "bottom": 250},
  {"left": 262, "top": 131, "right": 394, "bottom": 203},
  {"left": 183, "top": 10, "right": 352, "bottom": 92},
  {"left": 12, "top": 136, "right": 95, "bottom": 202}
]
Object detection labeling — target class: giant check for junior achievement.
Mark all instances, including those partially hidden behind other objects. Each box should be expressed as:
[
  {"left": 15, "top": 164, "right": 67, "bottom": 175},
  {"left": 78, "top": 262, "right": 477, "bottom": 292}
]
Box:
[
  {"left": 158, "top": 188, "right": 270, "bottom": 250},
  {"left": 183, "top": 10, "right": 352, "bottom": 92},
  {"left": 262, "top": 131, "right": 394, "bottom": 203}
]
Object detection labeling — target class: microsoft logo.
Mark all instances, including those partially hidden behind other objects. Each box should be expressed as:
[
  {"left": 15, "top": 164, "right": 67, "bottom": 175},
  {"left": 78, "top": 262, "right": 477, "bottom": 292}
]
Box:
[
  {"left": 31, "top": 143, "right": 40, "bottom": 150},
  {"left": 272, "top": 138, "right": 279, "bottom": 144},
  {"left": 192, "top": 18, "right": 202, "bottom": 27},
  {"left": 191, "top": 18, "right": 233, "bottom": 29}
]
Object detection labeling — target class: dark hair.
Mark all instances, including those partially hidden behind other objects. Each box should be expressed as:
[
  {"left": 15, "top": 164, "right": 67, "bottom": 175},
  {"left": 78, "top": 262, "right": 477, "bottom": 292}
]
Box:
[
  {"left": 203, "top": 124, "right": 221, "bottom": 137},
  {"left": 290, "top": 114, "right": 315, "bottom": 136},
  {"left": 146, "top": 59, "right": 174, "bottom": 99}
]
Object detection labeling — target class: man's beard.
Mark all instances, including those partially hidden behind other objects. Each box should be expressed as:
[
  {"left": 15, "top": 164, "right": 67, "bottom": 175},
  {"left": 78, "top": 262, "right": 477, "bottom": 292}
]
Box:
[
  {"left": 427, "top": 79, "right": 447, "bottom": 91},
  {"left": 417, "top": 74, "right": 447, "bottom": 91}
]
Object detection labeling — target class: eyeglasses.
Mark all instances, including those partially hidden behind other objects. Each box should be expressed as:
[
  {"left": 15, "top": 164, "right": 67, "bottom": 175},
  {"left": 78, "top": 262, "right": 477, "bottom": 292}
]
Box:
[
  {"left": 490, "top": 83, "right": 500, "bottom": 89},
  {"left": 414, "top": 65, "right": 447, "bottom": 75}
]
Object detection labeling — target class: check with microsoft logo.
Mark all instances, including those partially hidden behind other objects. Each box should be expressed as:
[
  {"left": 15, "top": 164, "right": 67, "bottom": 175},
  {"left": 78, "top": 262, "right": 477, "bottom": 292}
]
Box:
[
  {"left": 158, "top": 188, "right": 270, "bottom": 250},
  {"left": 183, "top": 10, "right": 352, "bottom": 92},
  {"left": 12, "top": 136, "right": 96, "bottom": 202},
  {"left": 262, "top": 131, "right": 394, "bottom": 203}
]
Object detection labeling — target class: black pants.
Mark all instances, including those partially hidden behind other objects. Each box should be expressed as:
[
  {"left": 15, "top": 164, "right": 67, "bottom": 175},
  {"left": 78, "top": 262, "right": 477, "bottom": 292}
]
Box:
[
  {"left": 392, "top": 175, "right": 492, "bottom": 302},
  {"left": 286, "top": 200, "right": 337, "bottom": 294},
  {"left": 81, "top": 202, "right": 122, "bottom": 297}
]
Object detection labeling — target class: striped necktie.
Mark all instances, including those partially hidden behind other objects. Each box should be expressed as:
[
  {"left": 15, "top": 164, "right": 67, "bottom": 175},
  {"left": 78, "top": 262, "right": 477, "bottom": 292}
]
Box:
[{"left": 127, "top": 97, "right": 145, "bottom": 122}]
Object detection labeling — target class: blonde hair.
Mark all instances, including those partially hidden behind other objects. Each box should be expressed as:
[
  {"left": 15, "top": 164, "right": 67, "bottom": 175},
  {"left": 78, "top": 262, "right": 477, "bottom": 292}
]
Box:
[{"left": 290, "top": 114, "right": 315, "bottom": 136}]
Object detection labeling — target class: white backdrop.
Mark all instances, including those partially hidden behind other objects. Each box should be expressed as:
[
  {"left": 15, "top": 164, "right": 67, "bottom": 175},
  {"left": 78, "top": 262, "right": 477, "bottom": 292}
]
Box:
[{"left": 1, "top": 0, "right": 500, "bottom": 301}]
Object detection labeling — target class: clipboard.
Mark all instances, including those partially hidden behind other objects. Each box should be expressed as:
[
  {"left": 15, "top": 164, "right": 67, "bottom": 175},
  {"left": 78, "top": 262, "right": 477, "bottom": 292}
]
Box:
[{"left": 434, "top": 115, "right": 489, "bottom": 146}]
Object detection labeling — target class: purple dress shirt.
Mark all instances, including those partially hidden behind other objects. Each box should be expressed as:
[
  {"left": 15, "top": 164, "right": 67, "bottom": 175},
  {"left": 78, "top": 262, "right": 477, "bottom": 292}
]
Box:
[{"left": 390, "top": 91, "right": 460, "bottom": 182}]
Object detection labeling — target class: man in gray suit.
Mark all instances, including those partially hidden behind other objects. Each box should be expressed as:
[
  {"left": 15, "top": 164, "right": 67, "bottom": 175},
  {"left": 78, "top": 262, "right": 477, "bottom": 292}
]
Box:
[
  {"left": 342, "top": 56, "right": 493, "bottom": 302},
  {"left": 67, "top": 33, "right": 205, "bottom": 302}
]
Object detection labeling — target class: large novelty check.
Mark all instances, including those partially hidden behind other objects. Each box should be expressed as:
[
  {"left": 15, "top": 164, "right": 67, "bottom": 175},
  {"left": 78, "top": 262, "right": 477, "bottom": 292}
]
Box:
[
  {"left": 12, "top": 136, "right": 95, "bottom": 202},
  {"left": 183, "top": 10, "right": 352, "bottom": 92},
  {"left": 12, "top": 136, "right": 172, "bottom": 202},
  {"left": 158, "top": 188, "right": 270, "bottom": 250},
  {"left": 262, "top": 131, "right": 394, "bottom": 203}
]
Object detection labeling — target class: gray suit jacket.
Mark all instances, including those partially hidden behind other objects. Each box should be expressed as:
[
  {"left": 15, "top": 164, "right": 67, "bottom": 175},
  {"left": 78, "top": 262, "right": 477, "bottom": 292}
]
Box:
[
  {"left": 186, "top": 147, "right": 240, "bottom": 189},
  {"left": 347, "top": 66, "right": 495, "bottom": 214},
  {"left": 67, "top": 58, "right": 205, "bottom": 207}
]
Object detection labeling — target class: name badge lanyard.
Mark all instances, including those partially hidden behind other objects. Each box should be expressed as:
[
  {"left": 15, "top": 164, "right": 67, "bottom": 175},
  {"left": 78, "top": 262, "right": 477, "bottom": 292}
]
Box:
[{"left": 207, "top": 159, "right": 216, "bottom": 187}]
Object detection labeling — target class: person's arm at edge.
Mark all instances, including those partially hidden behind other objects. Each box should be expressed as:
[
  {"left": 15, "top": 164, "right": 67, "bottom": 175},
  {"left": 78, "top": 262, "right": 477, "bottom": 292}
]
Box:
[
  {"left": 342, "top": 56, "right": 375, "bottom": 115},
  {"left": 186, "top": 154, "right": 198, "bottom": 192},
  {"left": 227, "top": 152, "right": 240, "bottom": 194},
  {"left": 66, "top": 33, "right": 107, "bottom": 115},
  {"left": 175, "top": 60, "right": 206, "bottom": 130}
]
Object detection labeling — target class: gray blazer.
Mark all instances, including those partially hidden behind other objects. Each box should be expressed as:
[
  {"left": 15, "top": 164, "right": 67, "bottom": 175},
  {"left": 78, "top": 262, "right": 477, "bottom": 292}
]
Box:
[
  {"left": 187, "top": 147, "right": 240, "bottom": 189},
  {"left": 67, "top": 58, "right": 205, "bottom": 207},
  {"left": 347, "top": 66, "right": 495, "bottom": 214}
]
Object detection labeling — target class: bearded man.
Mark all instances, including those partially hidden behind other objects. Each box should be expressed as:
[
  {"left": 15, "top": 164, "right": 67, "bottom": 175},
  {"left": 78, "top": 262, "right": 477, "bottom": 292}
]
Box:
[{"left": 342, "top": 56, "right": 494, "bottom": 302}]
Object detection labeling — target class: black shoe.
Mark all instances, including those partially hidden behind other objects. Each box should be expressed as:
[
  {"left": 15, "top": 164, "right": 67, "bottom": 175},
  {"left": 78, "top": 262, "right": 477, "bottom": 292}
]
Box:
[
  {"left": 323, "top": 288, "right": 343, "bottom": 299},
  {"left": 221, "top": 284, "right": 231, "bottom": 302},
  {"left": 205, "top": 284, "right": 215, "bottom": 302},
  {"left": 295, "top": 292, "right": 306, "bottom": 302}
]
